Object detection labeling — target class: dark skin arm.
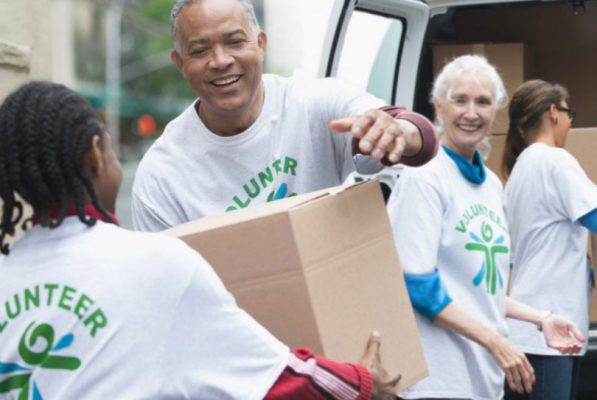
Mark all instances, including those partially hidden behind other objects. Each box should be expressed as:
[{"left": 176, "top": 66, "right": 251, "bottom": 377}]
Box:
[{"left": 359, "top": 331, "right": 402, "bottom": 400}]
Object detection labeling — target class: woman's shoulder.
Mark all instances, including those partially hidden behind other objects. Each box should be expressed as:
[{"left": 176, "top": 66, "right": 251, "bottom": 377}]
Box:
[
  {"left": 523, "top": 143, "right": 576, "bottom": 166},
  {"left": 95, "top": 223, "right": 205, "bottom": 273}
]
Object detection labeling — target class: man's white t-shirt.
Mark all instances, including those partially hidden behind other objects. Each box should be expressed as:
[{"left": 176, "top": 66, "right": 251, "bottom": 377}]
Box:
[
  {"left": 388, "top": 147, "right": 510, "bottom": 400},
  {"left": 504, "top": 143, "right": 597, "bottom": 356},
  {"left": 131, "top": 73, "right": 385, "bottom": 231},
  {"left": 0, "top": 219, "right": 289, "bottom": 399}
]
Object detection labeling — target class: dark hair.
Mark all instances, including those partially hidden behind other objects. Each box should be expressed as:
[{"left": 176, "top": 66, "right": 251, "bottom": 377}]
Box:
[
  {"left": 501, "top": 79, "right": 569, "bottom": 178},
  {"left": 0, "top": 81, "right": 115, "bottom": 254}
]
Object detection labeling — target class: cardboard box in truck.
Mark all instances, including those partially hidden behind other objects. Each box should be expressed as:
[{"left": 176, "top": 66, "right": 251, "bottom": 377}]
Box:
[{"left": 165, "top": 180, "right": 427, "bottom": 392}]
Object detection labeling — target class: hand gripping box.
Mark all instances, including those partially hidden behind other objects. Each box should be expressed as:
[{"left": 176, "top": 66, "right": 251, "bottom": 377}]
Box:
[{"left": 165, "top": 180, "right": 427, "bottom": 391}]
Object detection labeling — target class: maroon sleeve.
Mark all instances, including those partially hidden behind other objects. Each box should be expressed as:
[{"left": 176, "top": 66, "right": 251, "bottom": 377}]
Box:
[
  {"left": 265, "top": 348, "right": 372, "bottom": 400},
  {"left": 351, "top": 106, "right": 438, "bottom": 167},
  {"left": 380, "top": 105, "right": 438, "bottom": 167}
]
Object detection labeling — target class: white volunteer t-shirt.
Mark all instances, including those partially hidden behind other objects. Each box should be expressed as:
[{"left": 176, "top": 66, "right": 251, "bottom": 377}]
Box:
[
  {"left": 388, "top": 147, "right": 510, "bottom": 400},
  {"left": 504, "top": 143, "right": 597, "bottom": 356},
  {"left": 131, "top": 73, "right": 385, "bottom": 232},
  {"left": 0, "top": 219, "right": 289, "bottom": 399}
]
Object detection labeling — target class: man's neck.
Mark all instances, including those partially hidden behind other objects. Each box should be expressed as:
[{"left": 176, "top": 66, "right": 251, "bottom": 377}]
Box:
[{"left": 196, "top": 87, "right": 265, "bottom": 137}]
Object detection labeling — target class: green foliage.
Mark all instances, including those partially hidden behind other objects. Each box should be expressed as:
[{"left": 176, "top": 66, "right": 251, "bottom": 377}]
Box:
[{"left": 121, "top": 0, "right": 195, "bottom": 113}]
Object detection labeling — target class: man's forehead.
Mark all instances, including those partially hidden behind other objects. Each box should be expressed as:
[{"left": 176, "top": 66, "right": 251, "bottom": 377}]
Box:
[
  {"left": 178, "top": 2, "right": 252, "bottom": 34},
  {"left": 186, "top": 28, "right": 249, "bottom": 45}
]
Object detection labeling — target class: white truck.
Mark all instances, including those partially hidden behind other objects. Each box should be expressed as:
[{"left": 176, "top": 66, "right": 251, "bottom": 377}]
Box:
[{"left": 317, "top": 0, "right": 597, "bottom": 397}]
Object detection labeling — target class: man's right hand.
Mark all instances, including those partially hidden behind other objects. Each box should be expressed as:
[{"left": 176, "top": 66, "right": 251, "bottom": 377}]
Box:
[{"left": 359, "top": 331, "right": 401, "bottom": 400}]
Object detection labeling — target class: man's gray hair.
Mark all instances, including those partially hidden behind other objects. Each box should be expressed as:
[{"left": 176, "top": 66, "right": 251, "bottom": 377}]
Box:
[{"left": 171, "top": 0, "right": 261, "bottom": 52}]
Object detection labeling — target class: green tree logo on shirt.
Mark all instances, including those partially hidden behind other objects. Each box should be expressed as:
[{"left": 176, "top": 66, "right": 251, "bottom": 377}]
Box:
[
  {"left": 0, "top": 321, "right": 81, "bottom": 399},
  {"left": 266, "top": 183, "right": 297, "bottom": 202},
  {"left": 465, "top": 222, "right": 509, "bottom": 295}
]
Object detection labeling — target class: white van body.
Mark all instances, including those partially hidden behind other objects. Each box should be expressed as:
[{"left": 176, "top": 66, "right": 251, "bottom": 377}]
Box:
[{"left": 318, "top": 0, "right": 597, "bottom": 397}]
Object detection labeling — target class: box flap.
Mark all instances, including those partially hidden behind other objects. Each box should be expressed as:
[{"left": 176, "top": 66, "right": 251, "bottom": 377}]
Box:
[
  {"left": 163, "top": 183, "right": 365, "bottom": 238},
  {"left": 288, "top": 180, "right": 387, "bottom": 267}
]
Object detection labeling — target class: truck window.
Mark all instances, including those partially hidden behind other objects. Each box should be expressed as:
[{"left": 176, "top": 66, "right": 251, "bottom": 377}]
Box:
[{"left": 335, "top": 10, "right": 404, "bottom": 104}]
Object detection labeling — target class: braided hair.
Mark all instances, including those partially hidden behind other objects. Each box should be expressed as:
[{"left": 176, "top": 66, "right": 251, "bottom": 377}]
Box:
[{"left": 0, "top": 81, "right": 115, "bottom": 254}]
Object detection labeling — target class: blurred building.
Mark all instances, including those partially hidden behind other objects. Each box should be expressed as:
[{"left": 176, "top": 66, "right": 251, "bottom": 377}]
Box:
[
  {"left": 0, "top": 0, "right": 54, "bottom": 240},
  {"left": 0, "top": 0, "right": 53, "bottom": 101}
]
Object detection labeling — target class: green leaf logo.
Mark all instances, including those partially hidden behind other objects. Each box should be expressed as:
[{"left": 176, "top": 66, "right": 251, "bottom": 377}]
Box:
[
  {"left": 465, "top": 222, "right": 509, "bottom": 295},
  {"left": 0, "top": 321, "right": 81, "bottom": 399}
]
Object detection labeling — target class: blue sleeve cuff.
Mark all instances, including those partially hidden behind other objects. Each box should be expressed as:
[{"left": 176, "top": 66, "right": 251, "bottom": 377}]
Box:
[
  {"left": 404, "top": 268, "right": 452, "bottom": 321},
  {"left": 579, "top": 208, "right": 597, "bottom": 233}
]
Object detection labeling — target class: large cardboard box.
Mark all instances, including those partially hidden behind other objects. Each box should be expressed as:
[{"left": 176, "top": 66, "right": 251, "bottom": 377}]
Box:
[
  {"left": 432, "top": 43, "right": 534, "bottom": 134},
  {"left": 566, "top": 127, "right": 597, "bottom": 321},
  {"left": 165, "top": 180, "right": 427, "bottom": 392}
]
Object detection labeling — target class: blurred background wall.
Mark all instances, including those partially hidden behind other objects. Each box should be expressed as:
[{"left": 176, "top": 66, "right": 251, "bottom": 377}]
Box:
[{"left": 0, "top": 0, "right": 53, "bottom": 101}]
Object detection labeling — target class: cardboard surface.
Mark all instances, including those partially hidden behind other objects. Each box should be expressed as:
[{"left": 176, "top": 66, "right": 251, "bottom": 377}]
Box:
[
  {"left": 165, "top": 180, "right": 428, "bottom": 392},
  {"left": 453, "top": 2, "right": 597, "bottom": 128},
  {"left": 567, "top": 128, "right": 597, "bottom": 322},
  {"left": 485, "top": 127, "right": 597, "bottom": 183},
  {"left": 432, "top": 43, "right": 534, "bottom": 134}
]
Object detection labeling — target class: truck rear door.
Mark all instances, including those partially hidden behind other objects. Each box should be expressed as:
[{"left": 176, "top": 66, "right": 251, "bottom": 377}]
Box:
[{"left": 320, "top": 0, "right": 430, "bottom": 109}]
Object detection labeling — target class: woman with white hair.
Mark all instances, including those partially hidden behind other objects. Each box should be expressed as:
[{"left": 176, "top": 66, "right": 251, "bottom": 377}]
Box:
[{"left": 388, "top": 55, "right": 584, "bottom": 400}]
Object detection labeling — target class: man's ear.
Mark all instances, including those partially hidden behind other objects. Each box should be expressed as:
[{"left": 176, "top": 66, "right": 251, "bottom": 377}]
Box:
[
  {"left": 87, "top": 135, "right": 104, "bottom": 177},
  {"left": 171, "top": 49, "right": 184, "bottom": 74},
  {"left": 257, "top": 31, "right": 267, "bottom": 52}
]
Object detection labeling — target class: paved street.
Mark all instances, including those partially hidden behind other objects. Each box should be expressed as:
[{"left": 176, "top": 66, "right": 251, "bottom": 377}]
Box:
[{"left": 115, "top": 160, "right": 138, "bottom": 230}]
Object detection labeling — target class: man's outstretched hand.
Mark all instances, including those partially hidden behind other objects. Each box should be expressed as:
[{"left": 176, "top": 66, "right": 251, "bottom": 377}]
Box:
[{"left": 330, "top": 109, "right": 420, "bottom": 164}]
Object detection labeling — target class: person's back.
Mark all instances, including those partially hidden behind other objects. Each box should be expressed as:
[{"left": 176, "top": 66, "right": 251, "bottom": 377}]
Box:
[
  {"left": 0, "top": 80, "right": 403, "bottom": 400},
  {"left": 501, "top": 79, "right": 596, "bottom": 400},
  {"left": 505, "top": 144, "right": 592, "bottom": 311},
  {"left": 504, "top": 144, "right": 592, "bottom": 355},
  {"left": 0, "top": 218, "right": 288, "bottom": 399}
]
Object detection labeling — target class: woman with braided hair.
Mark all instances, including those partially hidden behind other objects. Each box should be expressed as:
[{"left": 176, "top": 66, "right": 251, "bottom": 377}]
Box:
[
  {"left": 0, "top": 82, "right": 399, "bottom": 399},
  {"left": 0, "top": 81, "right": 120, "bottom": 253}
]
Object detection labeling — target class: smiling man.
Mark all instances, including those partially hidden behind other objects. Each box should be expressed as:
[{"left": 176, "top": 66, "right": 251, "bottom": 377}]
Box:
[{"left": 131, "top": 0, "right": 438, "bottom": 231}]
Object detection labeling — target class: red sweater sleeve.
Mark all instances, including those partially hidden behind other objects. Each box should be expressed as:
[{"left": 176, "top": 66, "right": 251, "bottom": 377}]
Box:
[{"left": 265, "top": 348, "right": 372, "bottom": 400}]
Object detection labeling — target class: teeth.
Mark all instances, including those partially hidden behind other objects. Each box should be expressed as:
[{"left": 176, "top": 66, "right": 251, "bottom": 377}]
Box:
[
  {"left": 458, "top": 124, "right": 480, "bottom": 131},
  {"left": 212, "top": 76, "right": 240, "bottom": 86}
]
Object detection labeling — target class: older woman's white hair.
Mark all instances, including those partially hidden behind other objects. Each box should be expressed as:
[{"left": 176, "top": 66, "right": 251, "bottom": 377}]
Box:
[
  {"left": 432, "top": 54, "right": 507, "bottom": 110},
  {"left": 431, "top": 54, "right": 508, "bottom": 157}
]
